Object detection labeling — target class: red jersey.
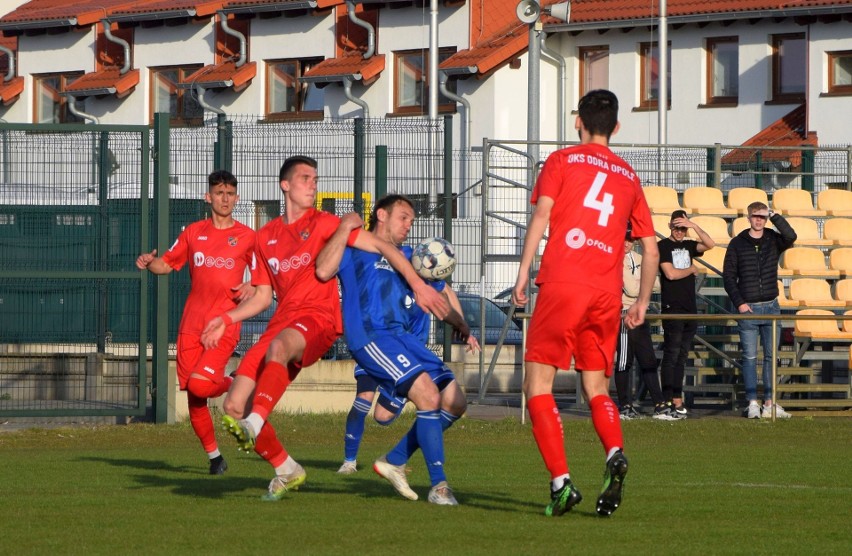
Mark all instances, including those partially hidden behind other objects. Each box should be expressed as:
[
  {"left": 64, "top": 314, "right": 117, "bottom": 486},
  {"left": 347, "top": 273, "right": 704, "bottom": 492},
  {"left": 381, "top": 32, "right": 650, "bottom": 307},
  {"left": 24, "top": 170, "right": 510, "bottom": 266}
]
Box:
[
  {"left": 252, "top": 208, "right": 346, "bottom": 335},
  {"left": 161, "top": 219, "right": 256, "bottom": 335},
  {"left": 532, "top": 143, "right": 653, "bottom": 296}
]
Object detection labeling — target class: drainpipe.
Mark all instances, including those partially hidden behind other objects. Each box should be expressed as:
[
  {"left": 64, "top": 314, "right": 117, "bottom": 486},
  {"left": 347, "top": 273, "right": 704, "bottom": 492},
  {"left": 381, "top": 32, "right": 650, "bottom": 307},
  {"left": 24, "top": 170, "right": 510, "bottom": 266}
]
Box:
[
  {"left": 0, "top": 44, "right": 14, "bottom": 81},
  {"left": 438, "top": 69, "right": 471, "bottom": 199},
  {"left": 66, "top": 95, "right": 99, "bottom": 124},
  {"left": 539, "top": 33, "right": 566, "bottom": 143},
  {"left": 195, "top": 84, "right": 225, "bottom": 115},
  {"left": 342, "top": 77, "right": 369, "bottom": 119},
  {"left": 101, "top": 20, "right": 131, "bottom": 74},
  {"left": 218, "top": 11, "right": 246, "bottom": 67},
  {"left": 345, "top": 1, "right": 375, "bottom": 59}
]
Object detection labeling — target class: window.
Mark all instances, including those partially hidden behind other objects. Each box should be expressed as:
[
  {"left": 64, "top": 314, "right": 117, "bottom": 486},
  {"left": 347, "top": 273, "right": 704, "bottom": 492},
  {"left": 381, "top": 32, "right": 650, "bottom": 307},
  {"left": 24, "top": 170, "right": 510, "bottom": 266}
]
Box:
[
  {"left": 34, "top": 73, "right": 84, "bottom": 124},
  {"left": 827, "top": 50, "right": 852, "bottom": 95},
  {"left": 579, "top": 46, "right": 609, "bottom": 96},
  {"left": 706, "top": 37, "right": 738, "bottom": 104},
  {"left": 640, "top": 42, "right": 671, "bottom": 109},
  {"left": 771, "top": 33, "right": 805, "bottom": 102},
  {"left": 265, "top": 58, "right": 324, "bottom": 120},
  {"left": 393, "top": 48, "right": 456, "bottom": 115},
  {"left": 150, "top": 65, "right": 204, "bottom": 126},
  {"left": 408, "top": 194, "right": 458, "bottom": 219}
]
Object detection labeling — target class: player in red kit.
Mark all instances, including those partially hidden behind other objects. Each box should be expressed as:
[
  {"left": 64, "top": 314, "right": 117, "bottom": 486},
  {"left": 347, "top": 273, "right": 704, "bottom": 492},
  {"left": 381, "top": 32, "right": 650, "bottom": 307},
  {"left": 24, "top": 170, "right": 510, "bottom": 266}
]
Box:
[
  {"left": 201, "top": 156, "right": 449, "bottom": 501},
  {"left": 136, "top": 170, "right": 255, "bottom": 475},
  {"left": 511, "top": 90, "right": 659, "bottom": 517}
]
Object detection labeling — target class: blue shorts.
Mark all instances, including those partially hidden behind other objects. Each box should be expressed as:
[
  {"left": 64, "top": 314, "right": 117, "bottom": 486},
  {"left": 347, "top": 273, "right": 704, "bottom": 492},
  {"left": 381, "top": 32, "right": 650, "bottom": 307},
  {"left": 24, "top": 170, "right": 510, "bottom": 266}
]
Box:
[
  {"left": 353, "top": 365, "right": 407, "bottom": 411},
  {"left": 352, "top": 334, "right": 455, "bottom": 400}
]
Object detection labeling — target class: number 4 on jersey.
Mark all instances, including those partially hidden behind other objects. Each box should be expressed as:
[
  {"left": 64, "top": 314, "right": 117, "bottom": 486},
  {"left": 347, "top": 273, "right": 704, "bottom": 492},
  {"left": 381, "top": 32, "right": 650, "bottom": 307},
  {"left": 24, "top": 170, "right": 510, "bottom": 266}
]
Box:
[{"left": 584, "top": 172, "right": 615, "bottom": 227}]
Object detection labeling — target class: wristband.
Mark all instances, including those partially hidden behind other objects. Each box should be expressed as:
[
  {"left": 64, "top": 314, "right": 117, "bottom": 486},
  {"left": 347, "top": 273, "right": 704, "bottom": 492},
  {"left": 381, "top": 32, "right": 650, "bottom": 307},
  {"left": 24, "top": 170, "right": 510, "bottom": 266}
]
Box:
[{"left": 221, "top": 313, "right": 234, "bottom": 327}]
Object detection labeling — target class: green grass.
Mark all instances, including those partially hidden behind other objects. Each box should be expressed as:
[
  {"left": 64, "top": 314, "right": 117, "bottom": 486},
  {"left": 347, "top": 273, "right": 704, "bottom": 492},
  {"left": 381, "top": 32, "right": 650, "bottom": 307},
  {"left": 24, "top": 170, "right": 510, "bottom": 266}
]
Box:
[{"left": 1, "top": 413, "right": 850, "bottom": 555}]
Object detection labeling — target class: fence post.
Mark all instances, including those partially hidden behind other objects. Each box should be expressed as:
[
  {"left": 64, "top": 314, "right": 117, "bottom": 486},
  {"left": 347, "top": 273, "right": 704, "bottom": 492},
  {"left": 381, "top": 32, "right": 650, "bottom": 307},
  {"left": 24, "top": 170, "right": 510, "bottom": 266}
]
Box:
[
  {"left": 706, "top": 146, "right": 715, "bottom": 187},
  {"left": 755, "top": 151, "right": 763, "bottom": 190},
  {"left": 96, "top": 131, "right": 110, "bottom": 354},
  {"left": 214, "top": 113, "right": 233, "bottom": 171},
  {"left": 443, "top": 114, "right": 453, "bottom": 362},
  {"left": 375, "top": 145, "right": 387, "bottom": 201},
  {"left": 801, "top": 147, "right": 815, "bottom": 192},
  {"left": 152, "top": 113, "right": 171, "bottom": 424},
  {"left": 353, "top": 118, "right": 365, "bottom": 217}
]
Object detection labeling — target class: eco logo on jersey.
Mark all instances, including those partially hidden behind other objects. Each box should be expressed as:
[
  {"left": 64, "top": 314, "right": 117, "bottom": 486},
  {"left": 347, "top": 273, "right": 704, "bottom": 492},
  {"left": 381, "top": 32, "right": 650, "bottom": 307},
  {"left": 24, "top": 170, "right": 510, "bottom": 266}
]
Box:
[
  {"left": 193, "top": 252, "right": 237, "bottom": 269},
  {"left": 268, "top": 253, "right": 312, "bottom": 274}
]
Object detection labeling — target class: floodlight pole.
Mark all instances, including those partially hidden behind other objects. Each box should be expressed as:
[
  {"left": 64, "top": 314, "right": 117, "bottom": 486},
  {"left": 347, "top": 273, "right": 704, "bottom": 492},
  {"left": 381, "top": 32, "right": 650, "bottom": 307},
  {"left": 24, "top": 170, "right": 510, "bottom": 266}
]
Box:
[{"left": 429, "top": 0, "right": 439, "bottom": 119}]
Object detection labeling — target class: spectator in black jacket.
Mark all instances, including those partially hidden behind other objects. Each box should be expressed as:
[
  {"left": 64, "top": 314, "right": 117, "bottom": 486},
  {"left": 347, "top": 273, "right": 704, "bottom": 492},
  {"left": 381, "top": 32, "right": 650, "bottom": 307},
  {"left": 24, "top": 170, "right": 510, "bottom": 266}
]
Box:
[{"left": 723, "top": 201, "right": 797, "bottom": 419}]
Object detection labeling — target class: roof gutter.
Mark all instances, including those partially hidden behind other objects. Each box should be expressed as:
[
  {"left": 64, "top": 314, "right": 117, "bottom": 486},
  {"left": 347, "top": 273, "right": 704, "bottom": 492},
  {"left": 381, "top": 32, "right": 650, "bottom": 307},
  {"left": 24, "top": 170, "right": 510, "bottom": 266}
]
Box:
[
  {"left": 0, "top": 17, "right": 76, "bottom": 31},
  {"left": 218, "top": 11, "right": 246, "bottom": 67},
  {"left": 345, "top": 1, "right": 375, "bottom": 59},
  {"left": 545, "top": 6, "right": 851, "bottom": 33},
  {"left": 101, "top": 19, "right": 131, "bottom": 75},
  {"left": 222, "top": 1, "right": 317, "bottom": 15},
  {"left": 106, "top": 10, "right": 196, "bottom": 24},
  {"left": 0, "top": 44, "right": 15, "bottom": 82}
]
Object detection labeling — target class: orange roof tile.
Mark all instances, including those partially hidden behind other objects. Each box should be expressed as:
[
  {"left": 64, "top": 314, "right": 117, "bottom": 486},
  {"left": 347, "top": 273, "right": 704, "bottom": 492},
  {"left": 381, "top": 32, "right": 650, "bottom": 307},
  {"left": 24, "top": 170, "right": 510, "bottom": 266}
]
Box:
[
  {"left": 302, "top": 53, "right": 385, "bottom": 84},
  {"left": 722, "top": 105, "right": 819, "bottom": 168},
  {"left": 64, "top": 68, "right": 140, "bottom": 98},
  {"left": 183, "top": 61, "right": 257, "bottom": 91},
  {"left": 0, "top": 76, "right": 24, "bottom": 105},
  {"left": 0, "top": 1, "right": 226, "bottom": 29}
]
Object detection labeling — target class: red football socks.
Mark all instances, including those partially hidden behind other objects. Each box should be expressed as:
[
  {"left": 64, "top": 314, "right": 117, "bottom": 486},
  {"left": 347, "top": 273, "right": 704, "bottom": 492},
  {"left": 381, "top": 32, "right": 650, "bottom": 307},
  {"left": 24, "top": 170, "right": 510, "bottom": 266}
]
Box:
[
  {"left": 527, "top": 394, "right": 569, "bottom": 478},
  {"left": 589, "top": 394, "right": 623, "bottom": 454}
]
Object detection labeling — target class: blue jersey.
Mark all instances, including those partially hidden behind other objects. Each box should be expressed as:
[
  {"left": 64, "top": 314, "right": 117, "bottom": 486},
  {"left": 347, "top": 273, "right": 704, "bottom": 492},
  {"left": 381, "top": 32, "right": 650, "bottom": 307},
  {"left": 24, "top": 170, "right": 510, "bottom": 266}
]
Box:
[{"left": 338, "top": 245, "right": 445, "bottom": 351}]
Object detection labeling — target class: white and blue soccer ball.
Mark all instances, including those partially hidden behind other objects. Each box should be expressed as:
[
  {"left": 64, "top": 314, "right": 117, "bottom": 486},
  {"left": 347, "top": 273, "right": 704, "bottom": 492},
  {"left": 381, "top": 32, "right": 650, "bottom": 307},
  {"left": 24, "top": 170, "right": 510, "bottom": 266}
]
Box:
[{"left": 411, "top": 237, "right": 456, "bottom": 281}]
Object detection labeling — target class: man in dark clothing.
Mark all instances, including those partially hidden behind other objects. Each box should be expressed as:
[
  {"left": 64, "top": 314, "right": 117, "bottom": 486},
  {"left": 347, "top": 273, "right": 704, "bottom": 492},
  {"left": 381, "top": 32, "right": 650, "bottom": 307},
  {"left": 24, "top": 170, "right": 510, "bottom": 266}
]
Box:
[
  {"left": 723, "top": 200, "right": 797, "bottom": 419},
  {"left": 657, "top": 210, "right": 715, "bottom": 418}
]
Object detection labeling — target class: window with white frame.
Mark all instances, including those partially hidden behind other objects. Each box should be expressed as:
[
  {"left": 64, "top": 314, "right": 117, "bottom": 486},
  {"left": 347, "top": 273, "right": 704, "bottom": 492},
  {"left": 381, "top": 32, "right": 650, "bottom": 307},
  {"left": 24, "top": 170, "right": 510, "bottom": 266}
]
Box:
[
  {"left": 827, "top": 50, "right": 852, "bottom": 95},
  {"left": 706, "top": 36, "right": 738, "bottom": 104},
  {"left": 771, "top": 33, "right": 805, "bottom": 102},
  {"left": 579, "top": 46, "right": 609, "bottom": 97},
  {"left": 266, "top": 58, "right": 324, "bottom": 119},
  {"left": 34, "top": 73, "right": 84, "bottom": 124}
]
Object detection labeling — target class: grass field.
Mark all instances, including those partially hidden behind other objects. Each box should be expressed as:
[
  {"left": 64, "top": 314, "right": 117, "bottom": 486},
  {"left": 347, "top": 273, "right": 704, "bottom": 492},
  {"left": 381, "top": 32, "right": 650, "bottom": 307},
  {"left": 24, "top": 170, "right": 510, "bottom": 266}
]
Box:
[{"left": 1, "top": 412, "right": 850, "bottom": 555}]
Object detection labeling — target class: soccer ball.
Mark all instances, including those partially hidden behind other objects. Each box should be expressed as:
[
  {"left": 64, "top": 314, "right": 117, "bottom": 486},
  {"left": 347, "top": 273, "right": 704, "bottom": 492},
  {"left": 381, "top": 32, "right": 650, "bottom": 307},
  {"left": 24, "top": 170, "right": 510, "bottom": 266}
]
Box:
[{"left": 411, "top": 237, "right": 456, "bottom": 281}]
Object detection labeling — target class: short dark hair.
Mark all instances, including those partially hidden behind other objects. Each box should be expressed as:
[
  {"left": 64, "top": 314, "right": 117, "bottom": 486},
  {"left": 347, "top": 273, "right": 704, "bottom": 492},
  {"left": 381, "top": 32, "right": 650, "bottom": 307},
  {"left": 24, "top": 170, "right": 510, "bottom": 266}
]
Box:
[
  {"left": 279, "top": 156, "right": 318, "bottom": 182},
  {"left": 208, "top": 169, "right": 237, "bottom": 189},
  {"left": 577, "top": 89, "right": 619, "bottom": 138},
  {"left": 670, "top": 209, "right": 688, "bottom": 222},
  {"left": 368, "top": 194, "right": 415, "bottom": 232}
]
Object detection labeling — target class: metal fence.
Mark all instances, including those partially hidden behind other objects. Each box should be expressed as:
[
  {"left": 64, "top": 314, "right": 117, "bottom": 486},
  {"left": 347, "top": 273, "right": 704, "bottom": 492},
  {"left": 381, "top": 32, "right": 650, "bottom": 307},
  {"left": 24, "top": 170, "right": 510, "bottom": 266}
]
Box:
[{"left": 2, "top": 116, "right": 850, "bottom": 418}]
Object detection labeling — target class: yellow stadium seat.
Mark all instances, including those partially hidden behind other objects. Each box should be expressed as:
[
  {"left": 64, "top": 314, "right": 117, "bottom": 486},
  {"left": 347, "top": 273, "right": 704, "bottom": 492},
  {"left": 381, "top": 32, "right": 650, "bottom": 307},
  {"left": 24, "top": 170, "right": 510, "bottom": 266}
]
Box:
[
  {"left": 823, "top": 218, "right": 852, "bottom": 246},
  {"left": 794, "top": 309, "right": 851, "bottom": 339},
  {"left": 829, "top": 247, "right": 852, "bottom": 277},
  {"left": 816, "top": 189, "right": 852, "bottom": 217},
  {"left": 731, "top": 216, "right": 751, "bottom": 237},
  {"left": 844, "top": 310, "right": 852, "bottom": 334},
  {"left": 643, "top": 185, "right": 689, "bottom": 216},
  {"left": 778, "top": 280, "right": 800, "bottom": 308},
  {"left": 687, "top": 216, "right": 730, "bottom": 245},
  {"left": 682, "top": 187, "right": 738, "bottom": 217},
  {"left": 727, "top": 187, "right": 769, "bottom": 216},
  {"left": 789, "top": 278, "right": 846, "bottom": 308},
  {"left": 785, "top": 217, "right": 834, "bottom": 247},
  {"left": 834, "top": 279, "right": 852, "bottom": 307},
  {"left": 652, "top": 214, "right": 672, "bottom": 238},
  {"left": 781, "top": 247, "right": 840, "bottom": 279},
  {"left": 695, "top": 246, "right": 726, "bottom": 274},
  {"left": 771, "top": 188, "right": 827, "bottom": 217}
]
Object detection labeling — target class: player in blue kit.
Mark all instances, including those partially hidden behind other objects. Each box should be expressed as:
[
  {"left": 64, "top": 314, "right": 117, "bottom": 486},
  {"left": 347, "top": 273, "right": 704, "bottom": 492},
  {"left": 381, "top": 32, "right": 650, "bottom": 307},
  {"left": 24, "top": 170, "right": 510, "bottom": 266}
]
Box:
[{"left": 316, "top": 194, "right": 478, "bottom": 505}]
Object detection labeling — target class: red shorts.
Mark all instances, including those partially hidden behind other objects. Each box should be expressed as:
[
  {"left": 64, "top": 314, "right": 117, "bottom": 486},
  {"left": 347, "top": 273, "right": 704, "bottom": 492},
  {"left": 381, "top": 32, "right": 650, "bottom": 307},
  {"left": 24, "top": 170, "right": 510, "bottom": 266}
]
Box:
[
  {"left": 525, "top": 283, "right": 622, "bottom": 376},
  {"left": 235, "top": 313, "right": 339, "bottom": 381},
  {"left": 175, "top": 332, "right": 238, "bottom": 390}
]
